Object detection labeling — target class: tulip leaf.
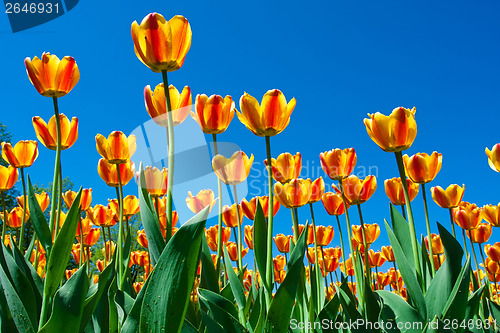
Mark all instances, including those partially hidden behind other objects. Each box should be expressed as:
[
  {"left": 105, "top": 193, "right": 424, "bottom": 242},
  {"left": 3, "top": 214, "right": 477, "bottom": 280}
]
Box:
[
  {"left": 44, "top": 188, "right": 82, "bottom": 300},
  {"left": 317, "top": 292, "right": 340, "bottom": 325},
  {"left": 199, "top": 233, "right": 219, "bottom": 293},
  {"left": 137, "top": 164, "right": 165, "bottom": 266},
  {"left": 27, "top": 177, "right": 52, "bottom": 254},
  {"left": 377, "top": 290, "right": 423, "bottom": 333},
  {"left": 441, "top": 256, "right": 471, "bottom": 329},
  {"left": 464, "top": 286, "right": 484, "bottom": 325},
  {"left": 121, "top": 278, "right": 149, "bottom": 333},
  {"left": 0, "top": 282, "right": 17, "bottom": 332},
  {"left": 108, "top": 277, "right": 119, "bottom": 332},
  {"left": 385, "top": 219, "right": 427, "bottom": 319},
  {"left": 253, "top": 202, "right": 269, "bottom": 292},
  {"left": 38, "top": 264, "right": 89, "bottom": 333},
  {"left": 265, "top": 221, "right": 308, "bottom": 333},
  {"left": 389, "top": 204, "right": 415, "bottom": 271},
  {"left": 198, "top": 289, "right": 246, "bottom": 333},
  {"left": 114, "top": 289, "right": 134, "bottom": 325},
  {"left": 139, "top": 206, "right": 209, "bottom": 333},
  {"left": 198, "top": 288, "right": 238, "bottom": 320},
  {"left": 181, "top": 320, "right": 199, "bottom": 333},
  {"left": 200, "top": 310, "right": 224, "bottom": 333},
  {"left": 222, "top": 246, "right": 246, "bottom": 317}
]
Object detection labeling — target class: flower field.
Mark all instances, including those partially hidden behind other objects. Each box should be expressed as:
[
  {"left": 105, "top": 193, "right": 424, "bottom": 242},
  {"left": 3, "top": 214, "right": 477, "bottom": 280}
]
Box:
[{"left": 1, "top": 10, "right": 500, "bottom": 333}]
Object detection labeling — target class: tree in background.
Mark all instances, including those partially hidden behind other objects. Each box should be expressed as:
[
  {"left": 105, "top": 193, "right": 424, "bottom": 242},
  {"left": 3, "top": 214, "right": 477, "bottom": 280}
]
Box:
[{"left": 0, "top": 122, "right": 21, "bottom": 210}]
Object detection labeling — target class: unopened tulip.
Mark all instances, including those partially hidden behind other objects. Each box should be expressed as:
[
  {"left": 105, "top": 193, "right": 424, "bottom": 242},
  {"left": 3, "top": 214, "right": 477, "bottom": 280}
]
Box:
[
  {"left": 466, "top": 223, "right": 492, "bottom": 244},
  {"left": 192, "top": 94, "right": 235, "bottom": 134},
  {"left": 485, "top": 143, "right": 500, "bottom": 173},
  {"left": 319, "top": 148, "right": 357, "bottom": 180},
  {"left": 403, "top": 152, "right": 442, "bottom": 184},
  {"left": 482, "top": 203, "right": 500, "bottom": 227},
  {"left": 1, "top": 141, "right": 38, "bottom": 168},
  {"left": 453, "top": 202, "right": 482, "bottom": 230},
  {"left": 32, "top": 114, "right": 78, "bottom": 150},
  {"left": 240, "top": 196, "right": 280, "bottom": 220},
  {"left": 0, "top": 165, "right": 18, "bottom": 192},
  {"left": 264, "top": 152, "right": 302, "bottom": 184},
  {"left": 98, "top": 158, "right": 135, "bottom": 187},
  {"left": 144, "top": 84, "right": 191, "bottom": 127},
  {"left": 321, "top": 192, "right": 348, "bottom": 215},
  {"left": 340, "top": 175, "right": 377, "bottom": 205},
  {"left": 424, "top": 233, "right": 444, "bottom": 255},
  {"left": 384, "top": 177, "right": 419, "bottom": 205},
  {"left": 186, "top": 190, "right": 217, "bottom": 214},
  {"left": 431, "top": 184, "right": 465, "bottom": 209},
  {"left": 95, "top": 132, "right": 136, "bottom": 164},
  {"left": 273, "top": 234, "right": 292, "bottom": 253},
  {"left": 212, "top": 151, "right": 253, "bottom": 185}
]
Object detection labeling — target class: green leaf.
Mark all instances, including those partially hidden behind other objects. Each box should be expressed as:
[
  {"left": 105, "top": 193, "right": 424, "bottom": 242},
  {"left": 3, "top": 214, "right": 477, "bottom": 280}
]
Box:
[
  {"left": 317, "top": 293, "right": 340, "bottom": 332},
  {"left": 38, "top": 265, "right": 89, "bottom": 332},
  {"left": 119, "top": 230, "right": 132, "bottom": 290},
  {"left": 390, "top": 204, "right": 415, "bottom": 271},
  {"left": 336, "top": 286, "right": 361, "bottom": 322},
  {"left": 11, "top": 241, "right": 42, "bottom": 312},
  {"left": 265, "top": 221, "right": 308, "bottom": 333},
  {"left": 139, "top": 206, "right": 209, "bottom": 333},
  {"left": 385, "top": 219, "right": 426, "bottom": 319},
  {"left": 27, "top": 176, "right": 52, "bottom": 254},
  {"left": 121, "top": 278, "right": 149, "bottom": 333},
  {"left": 222, "top": 246, "right": 246, "bottom": 314},
  {"left": 200, "top": 310, "right": 224, "bottom": 333},
  {"left": 437, "top": 223, "right": 463, "bottom": 284},
  {"left": 198, "top": 289, "right": 247, "bottom": 333},
  {"left": 441, "top": 256, "right": 471, "bottom": 330},
  {"left": 377, "top": 290, "right": 423, "bottom": 333},
  {"left": 181, "top": 320, "right": 199, "bottom": 333},
  {"left": 115, "top": 289, "right": 134, "bottom": 325},
  {"left": 198, "top": 288, "right": 239, "bottom": 319},
  {"left": 253, "top": 202, "right": 268, "bottom": 292},
  {"left": 44, "top": 188, "right": 82, "bottom": 300},
  {"left": 138, "top": 164, "right": 166, "bottom": 266},
  {"left": 108, "top": 277, "right": 119, "bottom": 333},
  {"left": 199, "top": 233, "right": 219, "bottom": 293},
  {"left": 0, "top": 282, "right": 17, "bottom": 332},
  {"left": 464, "top": 286, "right": 484, "bottom": 325}
]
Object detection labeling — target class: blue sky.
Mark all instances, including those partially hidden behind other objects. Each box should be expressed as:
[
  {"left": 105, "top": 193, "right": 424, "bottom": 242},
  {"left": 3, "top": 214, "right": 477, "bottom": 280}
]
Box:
[{"left": 1, "top": 0, "right": 500, "bottom": 268}]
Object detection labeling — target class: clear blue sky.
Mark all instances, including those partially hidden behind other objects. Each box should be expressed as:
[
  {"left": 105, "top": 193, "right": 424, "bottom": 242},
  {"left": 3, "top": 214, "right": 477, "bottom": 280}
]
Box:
[{"left": 1, "top": 0, "right": 500, "bottom": 268}]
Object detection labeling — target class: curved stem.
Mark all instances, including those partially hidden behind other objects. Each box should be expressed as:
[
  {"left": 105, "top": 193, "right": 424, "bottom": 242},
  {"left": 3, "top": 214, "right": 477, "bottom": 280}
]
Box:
[
  {"left": 19, "top": 168, "right": 27, "bottom": 251},
  {"left": 161, "top": 70, "right": 174, "bottom": 243},
  {"left": 48, "top": 96, "right": 62, "bottom": 237},
  {"left": 357, "top": 204, "right": 371, "bottom": 287},
  {"left": 264, "top": 136, "right": 274, "bottom": 308},
  {"left": 421, "top": 183, "right": 436, "bottom": 276},
  {"left": 233, "top": 185, "right": 243, "bottom": 273},
  {"left": 448, "top": 208, "right": 457, "bottom": 238},
  {"left": 116, "top": 164, "right": 124, "bottom": 287},
  {"left": 213, "top": 134, "right": 224, "bottom": 287},
  {"left": 335, "top": 215, "right": 347, "bottom": 267}
]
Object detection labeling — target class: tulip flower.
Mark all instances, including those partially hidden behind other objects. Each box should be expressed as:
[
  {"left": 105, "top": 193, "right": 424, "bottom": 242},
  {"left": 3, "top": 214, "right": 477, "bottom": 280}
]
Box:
[
  {"left": 375, "top": 272, "right": 390, "bottom": 290},
  {"left": 485, "top": 243, "right": 500, "bottom": 262},
  {"left": 222, "top": 204, "right": 242, "bottom": 228},
  {"left": 17, "top": 192, "right": 49, "bottom": 213},
  {"left": 32, "top": 114, "right": 78, "bottom": 150},
  {"left": 453, "top": 202, "right": 482, "bottom": 230},
  {"left": 244, "top": 225, "right": 253, "bottom": 250},
  {"left": 485, "top": 143, "right": 500, "bottom": 173},
  {"left": 144, "top": 84, "right": 192, "bottom": 127},
  {"left": 1, "top": 207, "right": 28, "bottom": 228},
  {"left": 368, "top": 250, "right": 386, "bottom": 268},
  {"left": 95, "top": 131, "right": 137, "bottom": 164},
  {"left": 274, "top": 178, "right": 313, "bottom": 208},
  {"left": 263, "top": 152, "right": 302, "bottom": 184},
  {"left": 63, "top": 189, "right": 92, "bottom": 211},
  {"left": 352, "top": 223, "right": 380, "bottom": 245},
  {"left": 315, "top": 225, "right": 334, "bottom": 246},
  {"left": 108, "top": 195, "right": 140, "bottom": 218},
  {"left": 139, "top": 166, "right": 168, "bottom": 198},
  {"left": 431, "top": 184, "right": 465, "bottom": 209},
  {"left": 273, "top": 255, "right": 286, "bottom": 272},
  {"left": 226, "top": 241, "right": 248, "bottom": 262},
  {"left": 24, "top": 53, "right": 79, "bottom": 97},
  {"left": 403, "top": 152, "right": 442, "bottom": 184},
  {"left": 482, "top": 203, "right": 500, "bottom": 227},
  {"left": 0, "top": 165, "right": 18, "bottom": 192},
  {"left": 212, "top": 151, "right": 254, "bottom": 185},
  {"left": 191, "top": 94, "right": 235, "bottom": 134},
  {"left": 98, "top": 158, "right": 135, "bottom": 187},
  {"left": 1, "top": 141, "right": 38, "bottom": 169},
  {"left": 338, "top": 175, "right": 377, "bottom": 205},
  {"left": 319, "top": 148, "right": 357, "bottom": 180},
  {"left": 131, "top": 13, "right": 192, "bottom": 73},
  {"left": 240, "top": 196, "right": 280, "bottom": 220},
  {"left": 137, "top": 230, "right": 148, "bottom": 248},
  {"left": 78, "top": 228, "right": 101, "bottom": 247},
  {"left": 364, "top": 106, "right": 417, "bottom": 152},
  {"left": 381, "top": 246, "right": 395, "bottom": 262},
  {"left": 130, "top": 251, "right": 150, "bottom": 267},
  {"left": 321, "top": 192, "right": 348, "bottom": 215},
  {"left": 237, "top": 89, "right": 296, "bottom": 137},
  {"left": 186, "top": 190, "right": 217, "bottom": 214},
  {"left": 384, "top": 177, "right": 419, "bottom": 206},
  {"left": 273, "top": 234, "right": 292, "bottom": 253},
  {"left": 466, "top": 223, "right": 492, "bottom": 244},
  {"left": 205, "top": 225, "right": 231, "bottom": 252},
  {"left": 339, "top": 256, "right": 355, "bottom": 276},
  {"left": 424, "top": 233, "right": 444, "bottom": 255},
  {"left": 308, "top": 177, "right": 325, "bottom": 204},
  {"left": 87, "top": 205, "right": 115, "bottom": 228},
  {"left": 306, "top": 247, "right": 320, "bottom": 265}
]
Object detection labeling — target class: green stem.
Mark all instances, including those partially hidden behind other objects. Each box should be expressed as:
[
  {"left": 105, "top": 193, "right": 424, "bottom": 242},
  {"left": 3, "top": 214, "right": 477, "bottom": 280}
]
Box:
[
  {"left": 79, "top": 219, "right": 84, "bottom": 267},
  {"left": 48, "top": 96, "right": 62, "bottom": 238},
  {"left": 54, "top": 160, "right": 62, "bottom": 239},
  {"left": 394, "top": 151, "right": 422, "bottom": 285},
  {"left": 448, "top": 208, "right": 457, "bottom": 238},
  {"left": 335, "top": 215, "right": 347, "bottom": 267},
  {"left": 233, "top": 185, "right": 243, "bottom": 273},
  {"left": 213, "top": 134, "right": 224, "bottom": 288},
  {"left": 309, "top": 203, "right": 322, "bottom": 308},
  {"left": 462, "top": 229, "right": 469, "bottom": 259},
  {"left": 19, "top": 168, "right": 27, "bottom": 251},
  {"left": 116, "top": 164, "right": 124, "bottom": 289},
  {"left": 393, "top": 261, "right": 400, "bottom": 295},
  {"left": 102, "top": 226, "right": 108, "bottom": 266},
  {"left": 400, "top": 204, "right": 406, "bottom": 220},
  {"left": 264, "top": 136, "right": 274, "bottom": 309},
  {"left": 291, "top": 208, "right": 299, "bottom": 243},
  {"left": 478, "top": 243, "right": 488, "bottom": 286},
  {"left": 469, "top": 237, "right": 482, "bottom": 287},
  {"left": 421, "top": 183, "right": 436, "bottom": 276},
  {"left": 161, "top": 70, "right": 174, "bottom": 243},
  {"left": 357, "top": 204, "right": 371, "bottom": 287},
  {"left": 1, "top": 192, "right": 6, "bottom": 244}
]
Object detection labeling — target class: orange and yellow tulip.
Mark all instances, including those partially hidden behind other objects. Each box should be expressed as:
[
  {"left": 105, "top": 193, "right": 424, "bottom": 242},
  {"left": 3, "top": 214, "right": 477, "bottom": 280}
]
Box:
[
  {"left": 17, "top": 192, "right": 49, "bottom": 213},
  {"left": 237, "top": 89, "right": 296, "bottom": 137},
  {"left": 453, "top": 202, "right": 482, "bottom": 230},
  {"left": 212, "top": 151, "right": 253, "bottom": 185},
  {"left": 273, "top": 255, "right": 286, "bottom": 272},
  {"left": 294, "top": 224, "right": 315, "bottom": 245},
  {"left": 0, "top": 165, "right": 18, "bottom": 192},
  {"left": 226, "top": 241, "right": 248, "bottom": 262},
  {"left": 485, "top": 143, "right": 500, "bottom": 173},
  {"left": 32, "top": 114, "right": 78, "bottom": 150},
  {"left": 192, "top": 94, "right": 235, "bottom": 134},
  {"left": 263, "top": 152, "right": 301, "bottom": 184},
  {"left": 384, "top": 177, "right": 419, "bottom": 206},
  {"left": 364, "top": 106, "right": 417, "bottom": 152},
  {"left": 482, "top": 203, "right": 500, "bottom": 227},
  {"left": 97, "top": 158, "right": 135, "bottom": 187},
  {"left": 321, "top": 192, "right": 349, "bottom": 215},
  {"left": 368, "top": 250, "right": 386, "bottom": 268},
  {"left": 466, "top": 223, "right": 492, "bottom": 244},
  {"left": 431, "top": 184, "right": 465, "bottom": 209},
  {"left": 205, "top": 225, "right": 231, "bottom": 252},
  {"left": 485, "top": 243, "right": 500, "bottom": 262},
  {"left": 140, "top": 166, "right": 168, "bottom": 198},
  {"left": 78, "top": 228, "right": 101, "bottom": 247},
  {"left": 75, "top": 218, "right": 91, "bottom": 237},
  {"left": 144, "top": 84, "right": 191, "bottom": 127},
  {"left": 1, "top": 141, "right": 38, "bottom": 168},
  {"left": 186, "top": 189, "right": 217, "bottom": 214},
  {"left": 63, "top": 189, "right": 92, "bottom": 211},
  {"left": 96, "top": 131, "right": 136, "bottom": 165},
  {"left": 274, "top": 178, "right": 313, "bottom": 208},
  {"left": 273, "top": 234, "right": 292, "bottom": 253},
  {"left": 137, "top": 230, "right": 148, "bottom": 248},
  {"left": 240, "top": 196, "right": 280, "bottom": 220},
  {"left": 339, "top": 175, "right": 377, "bottom": 205},
  {"left": 131, "top": 13, "right": 191, "bottom": 72},
  {"left": 222, "top": 203, "right": 242, "bottom": 228},
  {"left": 25, "top": 52, "right": 79, "bottom": 97},
  {"left": 316, "top": 225, "right": 334, "bottom": 246},
  {"left": 308, "top": 177, "right": 325, "bottom": 204},
  {"left": 108, "top": 195, "right": 140, "bottom": 218},
  {"left": 87, "top": 205, "right": 115, "bottom": 228},
  {"left": 130, "top": 251, "right": 150, "bottom": 267},
  {"left": 339, "top": 256, "right": 355, "bottom": 276},
  {"left": 244, "top": 225, "right": 253, "bottom": 249},
  {"left": 1, "top": 207, "right": 28, "bottom": 228},
  {"left": 403, "top": 152, "right": 442, "bottom": 184},
  {"left": 319, "top": 148, "right": 357, "bottom": 180},
  {"left": 381, "top": 245, "right": 395, "bottom": 262},
  {"left": 424, "top": 233, "right": 444, "bottom": 255},
  {"left": 352, "top": 223, "right": 380, "bottom": 245}
]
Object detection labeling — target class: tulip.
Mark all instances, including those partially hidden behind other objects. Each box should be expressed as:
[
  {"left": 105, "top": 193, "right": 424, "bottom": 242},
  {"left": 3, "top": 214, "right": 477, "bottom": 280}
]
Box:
[
  {"left": 17, "top": 192, "right": 49, "bottom": 212},
  {"left": 316, "top": 225, "right": 334, "bottom": 246},
  {"left": 95, "top": 132, "right": 136, "bottom": 165},
  {"left": 63, "top": 189, "right": 92, "bottom": 211},
  {"left": 263, "top": 152, "right": 302, "bottom": 184},
  {"left": 1, "top": 141, "right": 38, "bottom": 168},
  {"left": 71, "top": 244, "right": 89, "bottom": 265},
  {"left": 273, "top": 255, "right": 286, "bottom": 272},
  {"left": 25, "top": 53, "right": 79, "bottom": 97},
  {"left": 485, "top": 143, "right": 500, "bottom": 173},
  {"left": 1, "top": 207, "right": 28, "bottom": 228},
  {"left": 97, "top": 158, "right": 135, "bottom": 187},
  {"left": 482, "top": 203, "right": 500, "bottom": 227},
  {"left": 381, "top": 246, "right": 395, "bottom": 262},
  {"left": 375, "top": 272, "right": 390, "bottom": 290},
  {"left": 87, "top": 205, "right": 115, "bottom": 228},
  {"left": 424, "top": 233, "right": 444, "bottom": 255},
  {"left": 431, "top": 184, "right": 465, "bottom": 209},
  {"left": 237, "top": 89, "right": 296, "bottom": 137},
  {"left": 137, "top": 230, "right": 148, "bottom": 248},
  {"left": 226, "top": 241, "right": 248, "bottom": 262},
  {"left": 364, "top": 106, "right": 417, "bottom": 152},
  {"left": 144, "top": 84, "right": 191, "bottom": 127},
  {"left": 191, "top": 94, "right": 235, "bottom": 134},
  {"left": 205, "top": 225, "right": 231, "bottom": 252},
  {"left": 244, "top": 225, "right": 254, "bottom": 250},
  {"left": 293, "top": 224, "right": 315, "bottom": 245},
  {"left": 32, "top": 114, "right": 78, "bottom": 150},
  {"left": 306, "top": 247, "right": 319, "bottom": 265},
  {"left": 466, "top": 223, "right": 492, "bottom": 244},
  {"left": 78, "top": 228, "right": 101, "bottom": 247},
  {"left": 222, "top": 204, "right": 242, "bottom": 228},
  {"left": 108, "top": 195, "right": 140, "bottom": 218},
  {"left": 323, "top": 249, "right": 341, "bottom": 272},
  {"left": 240, "top": 196, "right": 280, "bottom": 220},
  {"left": 140, "top": 166, "right": 168, "bottom": 198},
  {"left": 186, "top": 190, "right": 217, "bottom": 214},
  {"left": 403, "top": 152, "right": 442, "bottom": 184},
  {"left": 321, "top": 192, "right": 348, "bottom": 215},
  {"left": 130, "top": 251, "right": 150, "bottom": 267},
  {"left": 274, "top": 178, "right": 312, "bottom": 208},
  {"left": 485, "top": 243, "right": 500, "bottom": 262},
  {"left": 273, "top": 234, "right": 292, "bottom": 253},
  {"left": 319, "top": 148, "right": 357, "bottom": 180},
  {"left": 368, "top": 250, "right": 386, "bottom": 268},
  {"left": 308, "top": 177, "right": 325, "bottom": 204},
  {"left": 352, "top": 223, "right": 380, "bottom": 245},
  {"left": 212, "top": 151, "right": 254, "bottom": 185},
  {"left": 339, "top": 175, "right": 377, "bottom": 205},
  {"left": 75, "top": 217, "right": 91, "bottom": 238},
  {"left": 323, "top": 247, "right": 342, "bottom": 260},
  {"left": 453, "top": 202, "right": 482, "bottom": 230},
  {"left": 131, "top": 13, "right": 192, "bottom": 73},
  {"left": 0, "top": 165, "right": 18, "bottom": 192},
  {"left": 384, "top": 177, "right": 419, "bottom": 206},
  {"left": 339, "top": 256, "right": 355, "bottom": 276}
]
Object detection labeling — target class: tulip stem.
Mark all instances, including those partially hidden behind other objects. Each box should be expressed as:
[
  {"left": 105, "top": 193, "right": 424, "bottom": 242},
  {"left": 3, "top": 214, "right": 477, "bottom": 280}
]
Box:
[
  {"left": 335, "top": 215, "right": 347, "bottom": 269},
  {"left": 469, "top": 237, "right": 482, "bottom": 287},
  {"left": 264, "top": 136, "right": 274, "bottom": 309},
  {"left": 393, "top": 262, "right": 400, "bottom": 296},
  {"left": 116, "top": 164, "right": 124, "bottom": 289},
  {"left": 19, "top": 168, "right": 27, "bottom": 251},
  {"left": 102, "top": 226, "right": 108, "bottom": 266},
  {"left": 213, "top": 134, "right": 224, "bottom": 287},
  {"left": 48, "top": 96, "right": 62, "bottom": 241},
  {"left": 1, "top": 192, "right": 6, "bottom": 245},
  {"left": 161, "top": 70, "right": 174, "bottom": 243},
  {"left": 462, "top": 229, "right": 469, "bottom": 259},
  {"left": 233, "top": 185, "right": 243, "bottom": 274},
  {"left": 448, "top": 208, "right": 457, "bottom": 238},
  {"left": 394, "top": 151, "right": 422, "bottom": 287},
  {"left": 79, "top": 220, "right": 84, "bottom": 267},
  {"left": 357, "top": 204, "right": 371, "bottom": 287},
  {"left": 400, "top": 204, "right": 406, "bottom": 220},
  {"left": 421, "top": 184, "right": 436, "bottom": 277},
  {"left": 309, "top": 203, "right": 323, "bottom": 308},
  {"left": 478, "top": 243, "right": 488, "bottom": 286},
  {"left": 54, "top": 160, "right": 63, "bottom": 239}
]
